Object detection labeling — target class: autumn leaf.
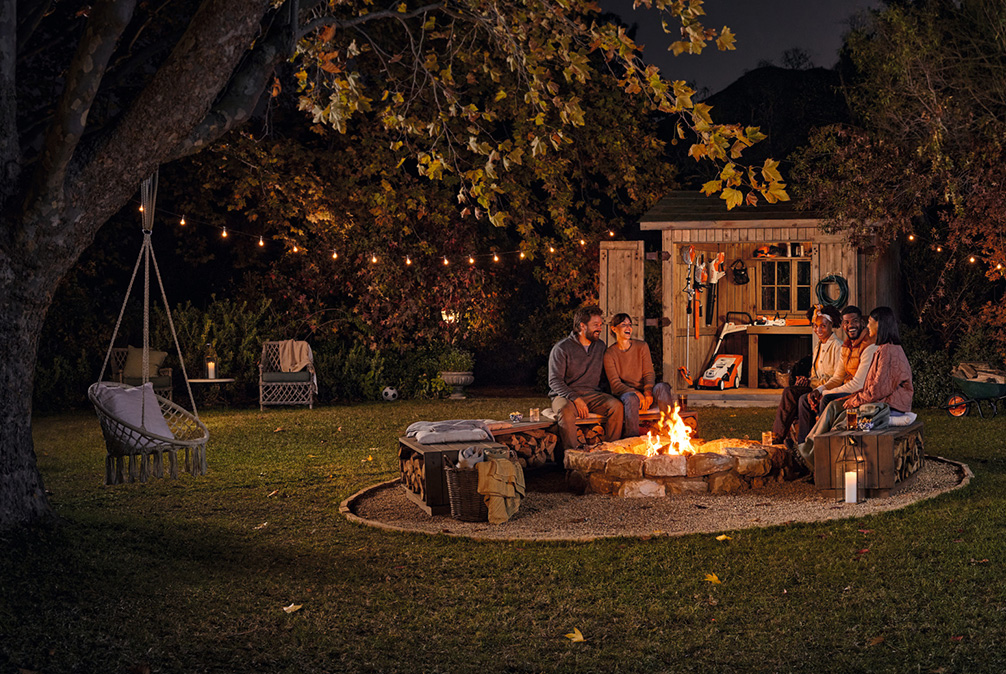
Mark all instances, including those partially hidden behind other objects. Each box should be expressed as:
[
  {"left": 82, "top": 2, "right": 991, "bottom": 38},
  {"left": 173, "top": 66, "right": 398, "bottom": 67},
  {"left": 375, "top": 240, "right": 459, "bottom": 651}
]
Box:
[
  {"left": 319, "top": 25, "right": 336, "bottom": 42},
  {"left": 721, "top": 187, "right": 743, "bottom": 210},
  {"left": 564, "top": 627, "right": 585, "bottom": 642},
  {"left": 715, "top": 534, "right": 732, "bottom": 541},
  {"left": 700, "top": 180, "right": 721, "bottom": 196},
  {"left": 867, "top": 636, "right": 885, "bottom": 646},
  {"left": 283, "top": 603, "right": 303, "bottom": 613},
  {"left": 716, "top": 27, "right": 737, "bottom": 51},
  {"left": 761, "top": 158, "right": 783, "bottom": 184},
  {"left": 704, "top": 573, "right": 722, "bottom": 584}
]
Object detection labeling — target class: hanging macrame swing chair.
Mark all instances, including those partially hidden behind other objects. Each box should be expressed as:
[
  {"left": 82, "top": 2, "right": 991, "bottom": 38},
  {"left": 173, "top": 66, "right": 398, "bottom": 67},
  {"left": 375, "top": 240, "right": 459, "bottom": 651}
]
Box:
[{"left": 88, "top": 171, "right": 209, "bottom": 485}]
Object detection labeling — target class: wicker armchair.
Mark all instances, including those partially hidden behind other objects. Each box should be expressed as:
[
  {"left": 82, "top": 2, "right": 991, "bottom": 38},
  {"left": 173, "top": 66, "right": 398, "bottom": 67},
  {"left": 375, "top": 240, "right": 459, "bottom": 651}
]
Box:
[
  {"left": 108, "top": 346, "right": 173, "bottom": 400},
  {"left": 259, "top": 341, "right": 316, "bottom": 410}
]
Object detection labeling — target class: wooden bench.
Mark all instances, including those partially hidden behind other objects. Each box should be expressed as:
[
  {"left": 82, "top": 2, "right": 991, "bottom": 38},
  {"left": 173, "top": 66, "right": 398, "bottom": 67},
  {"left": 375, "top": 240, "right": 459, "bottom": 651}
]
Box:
[{"left": 814, "top": 420, "right": 925, "bottom": 498}]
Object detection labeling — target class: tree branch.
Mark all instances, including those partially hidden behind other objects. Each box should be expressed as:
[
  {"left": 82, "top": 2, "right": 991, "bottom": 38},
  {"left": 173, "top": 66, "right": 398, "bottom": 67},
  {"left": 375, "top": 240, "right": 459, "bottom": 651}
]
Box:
[
  {"left": 24, "top": 0, "right": 134, "bottom": 219},
  {"left": 297, "top": 3, "right": 445, "bottom": 39},
  {"left": 0, "top": 0, "right": 18, "bottom": 207},
  {"left": 167, "top": 28, "right": 288, "bottom": 162}
]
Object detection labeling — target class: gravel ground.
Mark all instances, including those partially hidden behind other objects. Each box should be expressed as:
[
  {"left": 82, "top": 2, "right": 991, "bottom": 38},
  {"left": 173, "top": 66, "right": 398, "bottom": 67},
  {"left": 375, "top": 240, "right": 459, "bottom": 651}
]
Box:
[{"left": 345, "top": 457, "right": 970, "bottom": 541}]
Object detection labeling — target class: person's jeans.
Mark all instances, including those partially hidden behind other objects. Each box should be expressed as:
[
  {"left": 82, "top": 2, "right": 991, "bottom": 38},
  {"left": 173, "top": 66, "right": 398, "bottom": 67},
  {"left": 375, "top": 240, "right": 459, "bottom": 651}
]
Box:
[
  {"left": 796, "top": 392, "right": 849, "bottom": 443},
  {"left": 620, "top": 382, "right": 673, "bottom": 437},
  {"left": 552, "top": 391, "right": 624, "bottom": 451}
]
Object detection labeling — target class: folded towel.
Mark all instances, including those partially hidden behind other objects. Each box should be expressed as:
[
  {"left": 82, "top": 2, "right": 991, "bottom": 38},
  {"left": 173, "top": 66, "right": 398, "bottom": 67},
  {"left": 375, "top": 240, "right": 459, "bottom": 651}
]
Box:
[
  {"left": 457, "top": 446, "right": 485, "bottom": 469},
  {"left": 889, "top": 412, "right": 918, "bottom": 426}
]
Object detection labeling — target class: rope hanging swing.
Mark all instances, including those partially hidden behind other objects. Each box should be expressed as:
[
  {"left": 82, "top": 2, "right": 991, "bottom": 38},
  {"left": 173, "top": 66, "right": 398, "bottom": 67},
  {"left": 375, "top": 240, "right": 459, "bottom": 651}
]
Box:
[{"left": 88, "top": 170, "right": 209, "bottom": 485}]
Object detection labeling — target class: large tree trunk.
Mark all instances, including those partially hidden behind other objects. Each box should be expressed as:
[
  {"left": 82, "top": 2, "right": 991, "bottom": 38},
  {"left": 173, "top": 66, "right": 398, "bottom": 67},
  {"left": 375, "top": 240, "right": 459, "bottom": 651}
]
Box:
[{"left": 0, "top": 0, "right": 279, "bottom": 531}]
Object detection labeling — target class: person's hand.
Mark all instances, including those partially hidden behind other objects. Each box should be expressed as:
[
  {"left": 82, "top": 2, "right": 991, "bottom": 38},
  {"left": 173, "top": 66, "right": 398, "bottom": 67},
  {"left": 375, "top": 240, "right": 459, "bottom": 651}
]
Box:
[
  {"left": 573, "top": 397, "right": 589, "bottom": 418},
  {"left": 809, "top": 389, "right": 822, "bottom": 413},
  {"left": 795, "top": 375, "right": 809, "bottom": 388},
  {"left": 642, "top": 393, "right": 653, "bottom": 412}
]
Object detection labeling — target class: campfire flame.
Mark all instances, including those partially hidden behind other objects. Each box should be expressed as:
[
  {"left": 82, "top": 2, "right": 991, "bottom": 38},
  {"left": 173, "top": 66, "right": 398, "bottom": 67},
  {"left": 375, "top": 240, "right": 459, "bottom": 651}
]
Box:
[{"left": 644, "top": 404, "right": 695, "bottom": 457}]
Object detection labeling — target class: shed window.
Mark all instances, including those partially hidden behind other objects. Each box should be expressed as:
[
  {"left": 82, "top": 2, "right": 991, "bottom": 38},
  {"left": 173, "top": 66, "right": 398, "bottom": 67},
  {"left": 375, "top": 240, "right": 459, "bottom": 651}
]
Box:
[{"left": 760, "top": 259, "right": 812, "bottom": 314}]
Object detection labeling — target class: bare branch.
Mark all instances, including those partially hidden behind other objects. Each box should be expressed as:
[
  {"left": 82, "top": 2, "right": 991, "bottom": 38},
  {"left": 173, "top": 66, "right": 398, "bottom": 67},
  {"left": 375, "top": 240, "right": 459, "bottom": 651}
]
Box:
[
  {"left": 0, "top": 0, "right": 18, "bottom": 206},
  {"left": 297, "top": 3, "right": 444, "bottom": 39}
]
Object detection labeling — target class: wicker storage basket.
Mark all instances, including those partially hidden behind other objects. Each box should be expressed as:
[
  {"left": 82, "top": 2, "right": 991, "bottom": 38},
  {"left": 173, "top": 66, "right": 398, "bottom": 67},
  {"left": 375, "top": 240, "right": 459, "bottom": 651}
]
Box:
[{"left": 444, "top": 464, "right": 488, "bottom": 522}]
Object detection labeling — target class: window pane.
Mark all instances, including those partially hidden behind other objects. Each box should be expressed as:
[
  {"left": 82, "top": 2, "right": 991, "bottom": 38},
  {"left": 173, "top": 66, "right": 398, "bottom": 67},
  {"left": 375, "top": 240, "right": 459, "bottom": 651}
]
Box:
[
  {"left": 762, "top": 261, "right": 775, "bottom": 285},
  {"left": 797, "top": 260, "right": 811, "bottom": 285},
  {"left": 778, "top": 286, "right": 791, "bottom": 311},
  {"left": 797, "top": 286, "right": 811, "bottom": 311},
  {"left": 762, "top": 286, "right": 775, "bottom": 310},
  {"left": 778, "top": 261, "right": 791, "bottom": 284}
]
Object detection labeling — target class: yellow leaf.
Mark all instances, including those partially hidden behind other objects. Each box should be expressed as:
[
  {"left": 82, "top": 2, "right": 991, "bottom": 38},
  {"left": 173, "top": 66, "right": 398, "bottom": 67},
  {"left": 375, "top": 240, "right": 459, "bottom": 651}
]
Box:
[
  {"left": 688, "top": 144, "right": 706, "bottom": 161},
  {"left": 564, "top": 627, "right": 585, "bottom": 642},
  {"left": 704, "top": 573, "right": 722, "bottom": 584},
  {"left": 700, "top": 180, "right": 721, "bottom": 196},
  {"left": 761, "top": 158, "right": 783, "bottom": 184},
  {"left": 764, "top": 183, "right": 790, "bottom": 204},
  {"left": 715, "top": 534, "right": 732, "bottom": 541},
  {"left": 494, "top": 90, "right": 507, "bottom": 102},
  {"left": 283, "top": 603, "right": 303, "bottom": 613},
  {"left": 716, "top": 27, "right": 736, "bottom": 51},
  {"left": 721, "top": 188, "right": 743, "bottom": 210},
  {"left": 692, "top": 102, "right": 713, "bottom": 127},
  {"left": 397, "top": 2, "right": 407, "bottom": 12}
]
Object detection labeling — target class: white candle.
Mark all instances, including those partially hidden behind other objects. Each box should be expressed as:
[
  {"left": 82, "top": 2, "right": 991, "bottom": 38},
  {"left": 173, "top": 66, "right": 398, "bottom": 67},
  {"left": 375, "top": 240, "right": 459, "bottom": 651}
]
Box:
[
  {"left": 845, "top": 470, "right": 857, "bottom": 503},
  {"left": 207, "top": 362, "right": 216, "bottom": 379}
]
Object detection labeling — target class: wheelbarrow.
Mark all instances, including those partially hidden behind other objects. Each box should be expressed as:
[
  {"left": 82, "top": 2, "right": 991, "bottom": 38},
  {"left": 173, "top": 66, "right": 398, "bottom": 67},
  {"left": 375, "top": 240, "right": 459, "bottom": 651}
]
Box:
[{"left": 945, "top": 375, "right": 1006, "bottom": 418}]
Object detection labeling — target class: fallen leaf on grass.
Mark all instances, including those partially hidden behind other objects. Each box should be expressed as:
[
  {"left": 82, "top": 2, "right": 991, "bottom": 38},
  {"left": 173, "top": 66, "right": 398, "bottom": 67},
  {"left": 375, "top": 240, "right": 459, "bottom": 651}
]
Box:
[
  {"left": 254, "top": 522, "right": 268, "bottom": 530},
  {"left": 267, "top": 490, "right": 279, "bottom": 497},
  {"left": 715, "top": 535, "right": 732, "bottom": 541},
  {"left": 868, "top": 636, "right": 885, "bottom": 646},
  {"left": 858, "top": 529, "right": 873, "bottom": 534},
  {"left": 953, "top": 538, "right": 964, "bottom": 543},
  {"left": 950, "top": 635, "right": 964, "bottom": 642},
  {"left": 282, "top": 603, "right": 302, "bottom": 613},
  {"left": 564, "top": 628, "right": 585, "bottom": 642},
  {"left": 704, "top": 573, "right": 722, "bottom": 584},
  {"left": 273, "top": 427, "right": 285, "bottom": 433},
  {"left": 361, "top": 455, "right": 373, "bottom": 462},
  {"left": 969, "top": 558, "right": 989, "bottom": 565},
  {"left": 856, "top": 548, "right": 869, "bottom": 555}
]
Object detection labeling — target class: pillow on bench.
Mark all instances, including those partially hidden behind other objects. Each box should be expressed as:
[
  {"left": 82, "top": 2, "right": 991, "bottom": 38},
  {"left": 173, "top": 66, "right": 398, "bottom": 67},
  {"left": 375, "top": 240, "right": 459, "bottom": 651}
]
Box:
[
  {"left": 94, "top": 383, "right": 174, "bottom": 439},
  {"left": 123, "top": 346, "right": 168, "bottom": 378}
]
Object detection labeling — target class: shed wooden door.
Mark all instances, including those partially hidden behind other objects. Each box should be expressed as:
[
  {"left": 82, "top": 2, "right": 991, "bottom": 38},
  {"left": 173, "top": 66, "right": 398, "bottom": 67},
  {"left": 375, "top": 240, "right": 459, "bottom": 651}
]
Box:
[{"left": 599, "top": 241, "right": 644, "bottom": 346}]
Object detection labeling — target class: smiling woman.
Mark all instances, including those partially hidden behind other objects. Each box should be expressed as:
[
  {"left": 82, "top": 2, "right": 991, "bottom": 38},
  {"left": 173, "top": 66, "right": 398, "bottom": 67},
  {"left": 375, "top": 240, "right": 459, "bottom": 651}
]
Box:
[{"left": 604, "top": 312, "right": 674, "bottom": 438}]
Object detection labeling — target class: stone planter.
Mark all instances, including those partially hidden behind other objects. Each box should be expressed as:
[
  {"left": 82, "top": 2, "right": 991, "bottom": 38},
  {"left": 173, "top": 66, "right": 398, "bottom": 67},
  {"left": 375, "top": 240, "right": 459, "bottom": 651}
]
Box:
[{"left": 439, "top": 371, "right": 474, "bottom": 399}]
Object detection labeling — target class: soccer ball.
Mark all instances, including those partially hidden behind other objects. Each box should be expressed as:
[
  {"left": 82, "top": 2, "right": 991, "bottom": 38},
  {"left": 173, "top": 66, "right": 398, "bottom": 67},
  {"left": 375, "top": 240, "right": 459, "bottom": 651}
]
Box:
[{"left": 382, "top": 386, "right": 399, "bottom": 402}]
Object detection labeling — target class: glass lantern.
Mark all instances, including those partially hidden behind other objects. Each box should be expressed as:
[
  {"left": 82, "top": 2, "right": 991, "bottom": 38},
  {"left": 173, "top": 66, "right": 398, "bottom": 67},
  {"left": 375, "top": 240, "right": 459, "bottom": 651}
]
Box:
[
  {"left": 833, "top": 436, "right": 866, "bottom": 503},
  {"left": 205, "top": 342, "right": 218, "bottom": 379}
]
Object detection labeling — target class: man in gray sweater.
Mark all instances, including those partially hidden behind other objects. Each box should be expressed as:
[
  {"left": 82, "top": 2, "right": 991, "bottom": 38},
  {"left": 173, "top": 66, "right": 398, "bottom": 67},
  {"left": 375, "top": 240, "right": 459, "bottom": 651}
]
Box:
[{"left": 548, "top": 305, "right": 623, "bottom": 451}]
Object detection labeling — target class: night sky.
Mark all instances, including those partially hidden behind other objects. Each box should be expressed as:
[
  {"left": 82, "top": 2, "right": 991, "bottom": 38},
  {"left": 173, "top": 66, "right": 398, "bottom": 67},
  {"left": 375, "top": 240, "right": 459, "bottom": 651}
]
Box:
[{"left": 606, "top": 0, "right": 880, "bottom": 95}]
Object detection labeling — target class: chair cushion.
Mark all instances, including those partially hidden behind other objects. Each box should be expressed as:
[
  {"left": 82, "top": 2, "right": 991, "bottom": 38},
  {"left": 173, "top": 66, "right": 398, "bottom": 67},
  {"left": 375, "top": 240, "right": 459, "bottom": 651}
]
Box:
[
  {"left": 94, "top": 383, "right": 174, "bottom": 439},
  {"left": 122, "top": 375, "right": 172, "bottom": 389},
  {"left": 262, "top": 371, "right": 312, "bottom": 383},
  {"left": 122, "top": 346, "right": 168, "bottom": 378}
]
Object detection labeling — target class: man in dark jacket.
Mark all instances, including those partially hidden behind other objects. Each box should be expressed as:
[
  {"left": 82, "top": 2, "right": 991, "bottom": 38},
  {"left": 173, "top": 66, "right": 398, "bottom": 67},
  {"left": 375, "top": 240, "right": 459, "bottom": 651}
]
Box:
[{"left": 548, "top": 305, "right": 623, "bottom": 451}]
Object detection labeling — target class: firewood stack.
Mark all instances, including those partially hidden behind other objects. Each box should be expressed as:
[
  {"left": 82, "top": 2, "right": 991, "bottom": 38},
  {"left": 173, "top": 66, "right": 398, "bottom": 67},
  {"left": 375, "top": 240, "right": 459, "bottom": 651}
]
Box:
[
  {"left": 400, "top": 454, "right": 425, "bottom": 500},
  {"left": 575, "top": 424, "right": 605, "bottom": 448},
  {"left": 497, "top": 430, "right": 558, "bottom": 467},
  {"left": 953, "top": 361, "right": 1006, "bottom": 384}
]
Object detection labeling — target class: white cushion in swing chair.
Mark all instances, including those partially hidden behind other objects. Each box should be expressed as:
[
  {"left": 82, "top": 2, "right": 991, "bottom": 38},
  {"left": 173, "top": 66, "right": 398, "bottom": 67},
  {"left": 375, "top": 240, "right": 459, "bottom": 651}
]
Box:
[{"left": 94, "top": 382, "right": 175, "bottom": 439}]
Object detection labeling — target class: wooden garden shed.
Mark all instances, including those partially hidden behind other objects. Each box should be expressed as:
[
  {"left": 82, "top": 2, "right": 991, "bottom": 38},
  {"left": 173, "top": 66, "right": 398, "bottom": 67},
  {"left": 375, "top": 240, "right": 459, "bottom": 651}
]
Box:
[{"left": 600, "top": 190, "right": 900, "bottom": 405}]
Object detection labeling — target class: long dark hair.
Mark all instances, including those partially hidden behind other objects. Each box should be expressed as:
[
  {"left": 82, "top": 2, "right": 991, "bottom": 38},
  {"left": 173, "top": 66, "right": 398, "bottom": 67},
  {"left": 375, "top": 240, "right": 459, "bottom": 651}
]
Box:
[{"left": 871, "top": 306, "right": 901, "bottom": 346}]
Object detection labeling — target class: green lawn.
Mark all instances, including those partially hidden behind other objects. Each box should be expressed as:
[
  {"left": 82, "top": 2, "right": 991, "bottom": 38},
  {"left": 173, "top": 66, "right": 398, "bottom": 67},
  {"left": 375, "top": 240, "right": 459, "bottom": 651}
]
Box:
[{"left": 3, "top": 400, "right": 1006, "bottom": 673}]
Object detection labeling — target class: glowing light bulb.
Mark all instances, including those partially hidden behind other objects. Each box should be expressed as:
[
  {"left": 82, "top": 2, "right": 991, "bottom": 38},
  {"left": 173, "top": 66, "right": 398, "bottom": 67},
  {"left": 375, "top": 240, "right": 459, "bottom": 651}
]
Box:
[
  {"left": 969, "top": 256, "right": 976, "bottom": 263},
  {"left": 443, "top": 256, "right": 449, "bottom": 266},
  {"left": 221, "top": 227, "right": 228, "bottom": 238},
  {"left": 180, "top": 216, "right": 186, "bottom": 226},
  {"left": 331, "top": 249, "right": 338, "bottom": 259},
  {"left": 908, "top": 234, "right": 915, "bottom": 241},
  {"left": 608, "top": 230, "right": 615, "bottom": 237},
  {"left": 292, "top": 245, "right": 299, "bottom": 253},
  {"left": 259, "top": 237, "right": 265, "bottom": 247},
  {"left": 371, "top": 254, "right": 378, "bottom": 264},
  {"left": 579, "top": 239, "right": 586, "bottom": 246},
  {"left": 493, "top": 253, "right": 499, "bottom": 262},
  {"left": 549, "top": 246, "right": 555, "bottom": 253},
  {"left": 998, "top": 263, "right": 1003, "bottom": 270},
  {"left": 520, "top": 251, "right": 526, "bottom": 259},
  {"left": 139, "top": 205, "right": 144, "bottom": 213},
  {"left": 936, "top": 246, "right": 943, "bottom": 252},
  {"left": 406, "top": 255, "right": 412, "bottom": 265},
  {"left": 469, "top": 256, "right": 475, "bottom": 265}
]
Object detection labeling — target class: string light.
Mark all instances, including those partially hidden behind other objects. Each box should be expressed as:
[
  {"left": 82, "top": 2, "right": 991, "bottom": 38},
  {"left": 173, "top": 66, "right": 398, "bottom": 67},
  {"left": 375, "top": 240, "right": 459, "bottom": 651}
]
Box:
[
  {"left": 997, "top": 263, "right": 1002, "bottom": 271},
  {"left": 469, "top": 256, "right": 475, "bottom": 265},
  {"left": 608, "top": 230, "right": 615, "bottom": 237},
  {"left": 519, "top": 251, "right": 525, "bottom": 260},
  {"left": 259, "top": 236, "right": 265, "bottom": 247},
  {"left": 443, "top": 256, "right": 449, "bottom": 266},
  {"left": 406, "top": 255, "right": 412, "bottom": 265},
  {"left": 331, "top": 249, "right": 338, "bottom": 259},
  {"left": 221, "top": 227, "right": 228, "bottom": 238},
  {"left": 969, "top": 255, "right": 976, "bottom": 263},
  {"left": 139, "top": 205, "right": 144, "bottom": 213},
  {"left": 180, "top": 216, "right": 186, "bottom": 226},
  {"left": 908, "top": 234, "right": 915, "bottom": 242},
  {"left": 371, "top": 254, "right": 378, "bottom": 264},
  {"left": 579, "top": 239, "right": 586, "bottom": 246},
  {"left": 936, "top": 246, "right": 942, "bottom": 252},
  {"left": 493, "top": 253, "right": 499, "bottom": 262},
  {"left": 292, "top": 245, "right": 299, "bottom": 253},
  {"left": 549, "top": 246, "right": 555, "bottom": 253}
]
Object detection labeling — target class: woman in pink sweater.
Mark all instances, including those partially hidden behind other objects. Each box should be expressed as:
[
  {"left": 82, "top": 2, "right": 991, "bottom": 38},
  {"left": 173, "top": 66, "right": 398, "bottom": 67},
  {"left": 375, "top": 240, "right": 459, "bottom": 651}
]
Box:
[
  {"left": 603, "top": 313, "right": 673, "bottom": 438},
  {"left": 796, "top": 306, "right": 913, "bottom": 472}
]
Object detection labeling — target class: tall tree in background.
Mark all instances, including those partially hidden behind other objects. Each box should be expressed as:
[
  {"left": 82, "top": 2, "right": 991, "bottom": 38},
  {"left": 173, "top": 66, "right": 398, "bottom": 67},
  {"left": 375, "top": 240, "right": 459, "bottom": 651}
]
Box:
[
  {"left": 1, "top": 0, "right": 783, "bottom": 530},
  {"left": 792, "top": 0, "right": 1006, "bottom": 345}
]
